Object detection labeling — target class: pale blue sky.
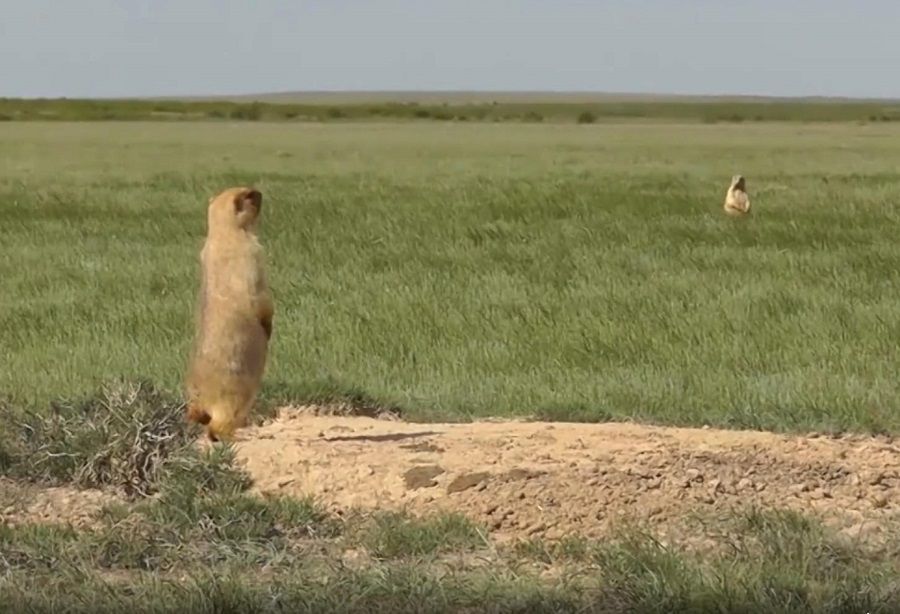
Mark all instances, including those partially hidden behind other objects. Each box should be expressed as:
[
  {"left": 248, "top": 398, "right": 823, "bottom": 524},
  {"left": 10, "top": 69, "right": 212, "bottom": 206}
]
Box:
[{"left": 3, "top": 0, "right": 899, "bottom": 99}]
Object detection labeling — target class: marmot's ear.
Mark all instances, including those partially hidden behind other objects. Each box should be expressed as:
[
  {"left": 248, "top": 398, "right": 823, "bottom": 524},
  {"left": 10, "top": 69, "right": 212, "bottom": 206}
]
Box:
[
  {"left": 208, "top": 195, "right": 215, "bottom": 205},
  {"left": 246, "top": 189, "right": 262, "bottom": 209},
  {"left": 235, "top": 189, "right": 262, "bottom": 213}
]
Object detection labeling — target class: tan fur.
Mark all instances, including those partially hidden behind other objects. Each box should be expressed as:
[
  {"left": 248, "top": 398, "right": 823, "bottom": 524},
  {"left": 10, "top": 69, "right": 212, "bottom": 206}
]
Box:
[
  {"left": 724, "top": 174, "right": 751, "bottom": 216},
  {"left": 185, "top": 187, "right": 273, "bottom": 442}
]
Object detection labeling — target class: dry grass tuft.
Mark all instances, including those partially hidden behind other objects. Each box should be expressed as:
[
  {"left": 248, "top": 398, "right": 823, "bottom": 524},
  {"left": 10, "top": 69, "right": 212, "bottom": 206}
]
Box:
[{"left": 6, "top": 379, "right": 197, "bottom": 497}]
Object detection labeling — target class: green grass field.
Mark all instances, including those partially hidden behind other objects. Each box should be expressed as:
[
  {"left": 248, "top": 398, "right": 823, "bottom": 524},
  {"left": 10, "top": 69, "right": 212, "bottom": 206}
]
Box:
[
  {"left": 4, "top": 116, "right": 900, "bottom": 611},
  {"left": 4, "top": 120, "right": 900, "bottom": 431}
]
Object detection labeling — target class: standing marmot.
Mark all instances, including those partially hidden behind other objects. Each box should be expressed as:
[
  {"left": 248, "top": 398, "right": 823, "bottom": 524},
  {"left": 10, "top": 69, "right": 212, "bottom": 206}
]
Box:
[
  {"left": 185, "top": 187, "right": 273, "bottom": 441},
  {"left": 724, "top": 175, "right": 751, "bottom": 216}
]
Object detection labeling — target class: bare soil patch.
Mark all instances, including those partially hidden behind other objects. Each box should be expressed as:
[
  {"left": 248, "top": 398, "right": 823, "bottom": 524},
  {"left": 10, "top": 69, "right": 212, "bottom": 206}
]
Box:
[
  {"left": 235, "top": 407, "right": 900, "bottom": 542},
  {"left": 0, "top": 478, "right": 119, "bottom": 530}
]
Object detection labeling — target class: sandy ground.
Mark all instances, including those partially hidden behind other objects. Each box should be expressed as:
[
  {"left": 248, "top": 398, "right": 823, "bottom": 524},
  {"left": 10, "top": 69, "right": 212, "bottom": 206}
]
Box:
[
  {"left": 0, "top": 480, "right": 119, "bottom": 530},
  {"left": 231, "top": 407, "right": 900, "bottom": 542},
  {"left": 6, "top": 407, "right": 900, "bottom": 546}
]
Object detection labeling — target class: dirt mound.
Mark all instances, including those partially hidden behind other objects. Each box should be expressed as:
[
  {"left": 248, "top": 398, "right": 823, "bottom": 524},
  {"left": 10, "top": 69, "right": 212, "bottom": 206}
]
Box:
[
  {"left": 235, "top": 408, "right": 900, "bottom": 542},
  {"left": 0, "top": 479, "right": 119, "bottom": 530}
]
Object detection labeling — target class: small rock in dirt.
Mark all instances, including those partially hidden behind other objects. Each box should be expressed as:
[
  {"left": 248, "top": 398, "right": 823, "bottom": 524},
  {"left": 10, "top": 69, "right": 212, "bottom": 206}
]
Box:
[
  {"left": 502, "top": 468, "right": 544, "bottom": 482},
  {"left": 277, "top": 478, "right": 295, "bottom": 488},
  {"left": 400, "top": 441, "right": 444, "bottom": 453},
  {"left": 403, "top": 465, "right": 445, "bottom": 490},
  {"left": 868, "top": 472, "right": 889, "bottom": 486},
  {"left": 545, "top": 527, "right": 565, "bottom": 540},
  {"left": 839, "top": 521, "right": 884, "bottom": 544},
  {"left": 737, "top": 478, "right": 753, "bottom": 491},
  {"left": 790, "top": 483, "right": 812, "bottom": 495},
  {"left": 685, "top": 468, "right": 703, "bottom": 482},
  {"left": 871, "top": 494, "right": 889, "bottom": 509},
  {"left": 447, "top": 472, "right": 492, "bottom": 494}
]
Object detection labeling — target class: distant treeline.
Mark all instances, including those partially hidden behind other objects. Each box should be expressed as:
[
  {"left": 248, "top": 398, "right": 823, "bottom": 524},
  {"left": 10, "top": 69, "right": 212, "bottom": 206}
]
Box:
[{"left": 2, "top": 97, "right": 900, "bottom": 124}]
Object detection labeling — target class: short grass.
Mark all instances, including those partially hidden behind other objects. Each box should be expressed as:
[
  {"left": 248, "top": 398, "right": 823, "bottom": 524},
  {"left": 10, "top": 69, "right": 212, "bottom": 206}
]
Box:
[
  {"left": 3, "top": 382, "right": 900, "bottom": 612},
  {"left": 4, "top": 475, "right": 899, "bottom": 612},
  {"left": 4, "top": 121, "right": 900, "bottom": 432},
  {"left": 5, "top": 522, "right": 898, "bottom": 613}
]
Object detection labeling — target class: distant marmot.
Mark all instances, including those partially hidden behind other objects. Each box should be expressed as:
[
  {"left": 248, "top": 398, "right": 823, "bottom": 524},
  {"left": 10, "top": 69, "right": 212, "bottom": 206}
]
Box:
[
  {"left": 724, "top": 175, "right": 751, "bottom": 216},
  {"left": 185, "top": 187, "right": 273, "bottom": 441}
]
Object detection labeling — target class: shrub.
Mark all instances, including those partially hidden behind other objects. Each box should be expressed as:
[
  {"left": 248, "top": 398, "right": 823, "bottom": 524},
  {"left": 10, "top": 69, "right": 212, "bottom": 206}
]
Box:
[
  {"left": 4, "top": 380, "right": 199, "bottom": 497},
  {"left": 230, "top": 104, "right": 262, "bottom": 120}
]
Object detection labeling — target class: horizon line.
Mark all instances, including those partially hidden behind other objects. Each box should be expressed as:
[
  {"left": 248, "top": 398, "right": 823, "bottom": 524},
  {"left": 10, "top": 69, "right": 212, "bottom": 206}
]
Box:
[{"left": 4, "top": 90, "right": 900, "bottom": 104}]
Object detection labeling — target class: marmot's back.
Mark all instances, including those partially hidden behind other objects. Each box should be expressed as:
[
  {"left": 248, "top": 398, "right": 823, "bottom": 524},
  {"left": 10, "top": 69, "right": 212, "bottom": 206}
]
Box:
[{"left": 186, "top": 187, "right": 273, "bottom": 441}]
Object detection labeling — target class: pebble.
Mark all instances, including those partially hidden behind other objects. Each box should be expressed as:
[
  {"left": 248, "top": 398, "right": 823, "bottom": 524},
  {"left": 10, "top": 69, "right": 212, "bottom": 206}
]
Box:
[
  {"left": 685, "top": 468, "right": 703, "bottom": 482},
  {"left": 871, "top": 494, "right": 889, "bottom": 509}
]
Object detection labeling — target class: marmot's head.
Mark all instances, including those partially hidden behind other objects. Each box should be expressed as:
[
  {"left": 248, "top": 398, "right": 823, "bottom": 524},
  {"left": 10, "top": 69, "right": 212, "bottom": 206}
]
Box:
[
  {"left": 207, "top": 187, "right": 263, "bottom": 233},
  {"left": 730, "top": 175, "right": 746, "bottom": 192}
]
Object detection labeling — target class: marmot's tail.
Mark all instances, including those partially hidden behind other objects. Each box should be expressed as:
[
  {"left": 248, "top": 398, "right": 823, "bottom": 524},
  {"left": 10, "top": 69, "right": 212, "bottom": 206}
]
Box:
[
  {"left": 186, "top": 401, "right": 212, "bottom": 425},
  {"left": 187, "top": 399, "right": 245, "bottom": 442},
  {"left": 206, "top": 403, "right": 245, "bottom": 442}
]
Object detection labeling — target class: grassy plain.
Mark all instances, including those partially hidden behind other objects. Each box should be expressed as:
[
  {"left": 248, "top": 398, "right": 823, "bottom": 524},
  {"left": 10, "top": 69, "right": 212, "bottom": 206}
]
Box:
[
  {"left": 4, "top": 120, "right": 900, "bottom": 431},
  {"left": 4, "top": 116, "right": 900, "bottom": 611}
]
